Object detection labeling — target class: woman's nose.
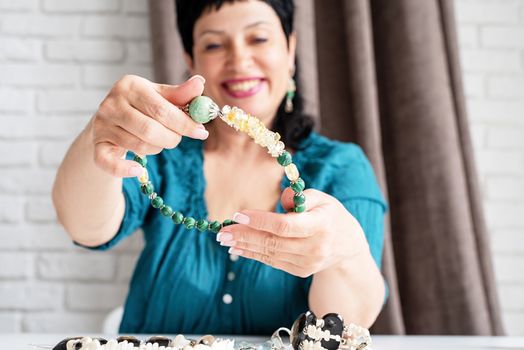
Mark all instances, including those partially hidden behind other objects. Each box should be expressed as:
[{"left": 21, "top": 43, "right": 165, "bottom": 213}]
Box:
[{"left": 227, "top": 42, "right": 253, "bottom": 70}]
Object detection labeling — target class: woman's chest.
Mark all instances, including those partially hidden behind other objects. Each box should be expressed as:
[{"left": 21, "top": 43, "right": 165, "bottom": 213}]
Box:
[{"left": 203, "top": 157, "right": 285, "bottom": 222}]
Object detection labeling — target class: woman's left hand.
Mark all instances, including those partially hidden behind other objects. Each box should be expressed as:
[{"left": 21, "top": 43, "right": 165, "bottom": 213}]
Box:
[{"left": 216, "top": 188, "right": 370, "bottom": 277}]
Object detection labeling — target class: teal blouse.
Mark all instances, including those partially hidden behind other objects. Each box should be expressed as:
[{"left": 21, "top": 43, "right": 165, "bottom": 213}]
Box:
[{"left": 86, "top": 131, "right": 387, "bottom": 335}]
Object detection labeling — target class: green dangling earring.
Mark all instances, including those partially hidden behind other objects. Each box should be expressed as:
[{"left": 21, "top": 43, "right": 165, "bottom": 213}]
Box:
[{"left": 284, "top": 75, "right": 296, "bottom": 113}]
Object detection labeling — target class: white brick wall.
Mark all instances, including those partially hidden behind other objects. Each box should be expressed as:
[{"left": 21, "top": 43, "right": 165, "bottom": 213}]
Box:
[
  {"left": 455, "top": 0, "right": 524, "bottom": 336},
  {"left": 0, "top": 0, "right": 522, "bottom": 336},
  {"left": 0, "top": 0, "right": 150, "bottom": 333}
]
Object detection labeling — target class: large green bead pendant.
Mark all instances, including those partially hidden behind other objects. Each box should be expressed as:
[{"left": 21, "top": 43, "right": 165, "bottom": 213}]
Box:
[{"left": 188, "top": 96, "right": 218, "bottom": 124}]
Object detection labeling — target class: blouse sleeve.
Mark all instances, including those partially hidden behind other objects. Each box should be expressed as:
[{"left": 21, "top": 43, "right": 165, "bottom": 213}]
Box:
[
  {"left": 74, "top": 152, "right": 161, "bottom": 251},
  {"left": 342, "top": 198, "right": 385, "bottom": 268}
]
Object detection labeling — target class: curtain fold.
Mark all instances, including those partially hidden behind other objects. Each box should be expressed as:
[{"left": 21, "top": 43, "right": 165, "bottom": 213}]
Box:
[{"left": 148, "top": 0, "right": 503, "bottom": 335}]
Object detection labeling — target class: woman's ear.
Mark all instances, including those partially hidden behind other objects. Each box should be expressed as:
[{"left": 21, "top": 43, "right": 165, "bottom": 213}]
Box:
[
  {"left": 288, "top": 32, "right": 297, "bottom": 72},
  {"left": 184, "top": 53, "right": 195, "bottom": 74}
]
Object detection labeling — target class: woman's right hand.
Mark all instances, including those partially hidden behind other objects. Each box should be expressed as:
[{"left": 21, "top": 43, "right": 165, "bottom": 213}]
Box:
[{"left": 89, "top": 74, "right": 207, "bottom": 178}]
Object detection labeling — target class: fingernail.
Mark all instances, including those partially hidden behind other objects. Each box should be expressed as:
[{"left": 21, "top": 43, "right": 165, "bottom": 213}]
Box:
[
  {"left": 216, "top": 232, "right": 233, "bottom": 242},
  {"left": 129, "top": 166, "right": 143, "bottom": 177},
  {"left": 197, "top": 124, "right": 206, "bottom": 129},
  {"left": 232, "top": 212, "right": 250, "bottom": 225},
  {"left": 189, "top": 75, "right": 206, "bottom": 85},
  {"left": 190, "top": 128, "right": 209, "bottom": 140},
  {"left": 228, "top": 248, "right": 243, "bottom": 255},
  {"left": 220, "top": 240, "right": 236, "bottom": 247}
]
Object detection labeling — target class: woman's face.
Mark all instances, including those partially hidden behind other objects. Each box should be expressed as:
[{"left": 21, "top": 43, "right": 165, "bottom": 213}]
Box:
[{"left": 188, "top": 0, "right": 296, "bottom": 125}]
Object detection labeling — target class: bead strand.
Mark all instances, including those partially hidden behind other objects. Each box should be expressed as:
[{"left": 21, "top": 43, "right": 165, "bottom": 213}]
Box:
[
  {"left": 130, "top": 95, "right": 307, "bottom": 233},
  {"left": 132, "top": 154, "right": 237, "bottom": 233},
  {"left": 218, "top": 104, "right": 306, "bottom": 213}
]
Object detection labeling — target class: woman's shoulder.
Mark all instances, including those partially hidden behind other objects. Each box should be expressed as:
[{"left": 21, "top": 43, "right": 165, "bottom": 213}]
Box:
[
  {"left": 298, "top": 131, "right": 371, "bottom": 168},
  {"left": 298, "top": 131, "right": 386, "bottom": 206}
]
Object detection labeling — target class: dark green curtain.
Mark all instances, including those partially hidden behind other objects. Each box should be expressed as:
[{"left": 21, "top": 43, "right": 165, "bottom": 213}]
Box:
[{"left": 148, "top": 0, "right": 504, "bottom": 335}]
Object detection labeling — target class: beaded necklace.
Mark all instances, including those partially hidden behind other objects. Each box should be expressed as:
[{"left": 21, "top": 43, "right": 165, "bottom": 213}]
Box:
[{"left": 131, "top": 96, "right": 306, "bottom": 233}]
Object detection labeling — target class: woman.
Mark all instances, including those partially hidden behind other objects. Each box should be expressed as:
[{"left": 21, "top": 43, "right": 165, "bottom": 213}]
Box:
[{"left": 52, "top": 0, "right": 387, "bottom": 335}]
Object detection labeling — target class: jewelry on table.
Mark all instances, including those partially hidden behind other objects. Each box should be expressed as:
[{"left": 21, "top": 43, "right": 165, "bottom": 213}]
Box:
[
  {"left": 36, "top": 311, "right": 372, "bottom": 350},
  {"left": 131, "top": 96, "right": 307, "bottom": 233},
  {"left": 270, "top": 311, "right": 372, "bottom": 350}
]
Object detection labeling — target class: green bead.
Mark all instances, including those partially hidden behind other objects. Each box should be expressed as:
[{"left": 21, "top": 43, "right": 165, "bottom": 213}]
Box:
[
  {"left": 183, "top": 216, "right": 196, "bottom": 229},
  {"left": 277, "top": 151, "right": 292, "bottom": 166},
  {"left": 222, "top": 219, "right": 237, "bottom": 227},
  {"left": 160, "top": 205, "right": 173, "bottom": 217},
  {"left": 196, "top": 219, "right": 209, "bottom": 232},
  {"left": 294, "top": 193, "right": 306, "bottom": 206},
  {"left": 188, "top": 96, "right": 216, "bottom": 124},
  {"left": 172, "top": 211, "right": 184, "bottom": 224},
  {"left": 291, "top": 178, "right": 305, "bottom": 193},
  {"left": 140, "top": 183, "right": 153, "bottom": 195},
  {"left": 133, "top": 154, "right": 147, "bottom": 167},
  {"left": 151, "top": 195, "right": 163, "bottom": 208},
  {"left": 294, "top": 204, "right": 306, "bottom": 213},
  {"left": 209, "top": 220, "right": 222, "bottom": 233}
]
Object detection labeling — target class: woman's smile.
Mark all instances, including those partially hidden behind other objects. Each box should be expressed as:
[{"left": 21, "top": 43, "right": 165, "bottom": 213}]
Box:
[{"left": 221, "top": 77, "right": 266, "bottom": 98}]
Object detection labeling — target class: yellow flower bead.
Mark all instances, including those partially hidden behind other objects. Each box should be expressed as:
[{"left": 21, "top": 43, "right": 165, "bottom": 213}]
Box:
[
  {"left": 138, "top": 168, "right": 149, "bottom": 184},
  {"left": 284, "top": 163, "right": 299, "bottom": 182}
]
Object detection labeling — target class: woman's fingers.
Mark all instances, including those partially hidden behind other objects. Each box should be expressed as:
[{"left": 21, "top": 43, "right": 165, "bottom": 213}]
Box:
[
  {"left": 237, "top": 189, "right": 327, "bottom": 238},
  {"left": 228, "top": 248, "right": 312, "bottom": 278},
  {"left": 94, "top": 142, "right": 144, "bottom": 178},
  {"left": 153, "top": 75, "right": 206, "bottom": 105},
  {"left": 116, "top": 104, "right": 183, "bottom": 150},
  {"left": 93, "top": 125, "right": 163, "bottom": 178},
  {"left": 218, "top": 224, "right": 304, "bottom": 255},
  {"left": 126, "top": 75, "right": 208, "bottom": 140}
]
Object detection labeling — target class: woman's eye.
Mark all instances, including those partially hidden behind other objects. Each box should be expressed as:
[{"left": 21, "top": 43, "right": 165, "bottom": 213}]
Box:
[
  {"left": 205, "top": 43, "right": 222, "bottom": 51},
  {"left": 252, "top": 37, "right": 268, "bottom": 44}
]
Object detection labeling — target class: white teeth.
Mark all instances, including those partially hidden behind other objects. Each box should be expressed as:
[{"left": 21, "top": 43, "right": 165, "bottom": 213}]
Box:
[{"left": 227, "top": 79, "right": 260, "bottom": 92}]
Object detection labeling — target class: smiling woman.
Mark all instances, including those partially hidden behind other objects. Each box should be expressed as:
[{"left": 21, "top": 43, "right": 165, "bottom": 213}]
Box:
[{"left": 52, "top": 0, "right": 387, "bottom": 336}]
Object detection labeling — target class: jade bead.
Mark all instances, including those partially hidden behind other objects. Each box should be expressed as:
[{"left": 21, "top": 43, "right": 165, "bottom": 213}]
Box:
[
  {"left": 294, "top": 204, "right": 306, "bottom": 213},
  {"left": 196, "top": 219, "right": 209, "bottom": 231},
  {"left": 151, "top": 196, "right": 163, "bottom": 209},
  {"left": 183, "top": 216, "right": 196, "bottom": 229},
  {"left": 209, "top": 220, "right": 222, "bottom": 233},
  {"left": 293, "top": 193, "right": 306, "bottom": 206},
  {"left": 160, "top": 205, "right": 173, "bottom": 217},
  {"left": 140, "top": 183, "right": 153, "bottom": 195},
  {"left": 172, "top": 211, "right": 184, "bottom": 224},
  {"left": 291, "top": 178, "right": 305, "bottom": 193},
  {"left": 277, "top": 151, "right": 292, "bottom": 166},
  {"left": 133, "top": 154, "right": 147, "bottom": 167},
  {"left": 222, "top": 219, "right": 237, "bottom": 227},
  {"left": 188, "top": 96, "right": 215, "bottom": 124}
]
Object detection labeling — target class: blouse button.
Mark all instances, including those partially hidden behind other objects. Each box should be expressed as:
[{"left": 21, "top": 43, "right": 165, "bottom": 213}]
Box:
[
  {"left": 222, "top": 293, "right": 233, "bottom": 304},
  {"left": 227, "top": 272, "right": 236, "bottom": 281},
  {"left": 229, "top": 254, "right": 239, "bottom": 262}
]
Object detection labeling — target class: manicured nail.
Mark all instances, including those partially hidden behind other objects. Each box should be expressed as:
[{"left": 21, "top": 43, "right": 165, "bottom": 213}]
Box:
[
  {"left": 220, "top": 240, "right": 236, "bottom": 247},
  {"left": 129, "top": 166, "right": 143, "bottom": 176},
  {"left": 228, "top": 248, "right": 243, "bottom": 255},
  {"left": 190, "top": 128, "right": 209, "bottom": 140},
  {"left": 232, "top": 212, "right": 250, "bottom": 225},
  {"left": 216, "top": 232, "right": 233, "bottom": 242},
  {"left": 197, "top": 124, "right": 206, "bottom": 129},
  {"left": 189, "top": 75, "right": 205, "bottom": 84}
]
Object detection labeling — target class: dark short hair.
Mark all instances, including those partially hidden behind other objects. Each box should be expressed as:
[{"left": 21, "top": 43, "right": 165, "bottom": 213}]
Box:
[{"left": 175, "top": 0, "right": 314, "bottom": 150}]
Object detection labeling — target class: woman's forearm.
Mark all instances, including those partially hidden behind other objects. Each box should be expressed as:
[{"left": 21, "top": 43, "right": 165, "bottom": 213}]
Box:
[
  {"left": 52, "top": 119, "right": 125, "bottom": 247},
  {"left": 308, "top": 248, "right": 385, "bottom": 328}
]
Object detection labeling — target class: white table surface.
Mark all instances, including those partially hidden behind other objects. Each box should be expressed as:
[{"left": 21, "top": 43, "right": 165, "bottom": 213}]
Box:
[
  {"left": 2, "top": 335, "right": 524, "bottom": 350},
  {"left": 0, "top": 333, "right": 524, "bottom": 350}
]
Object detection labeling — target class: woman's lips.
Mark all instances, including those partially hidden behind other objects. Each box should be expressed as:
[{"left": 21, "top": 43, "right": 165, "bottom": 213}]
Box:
[{"left": 221, "top": 78, "right": 265, "bottom": 98}]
